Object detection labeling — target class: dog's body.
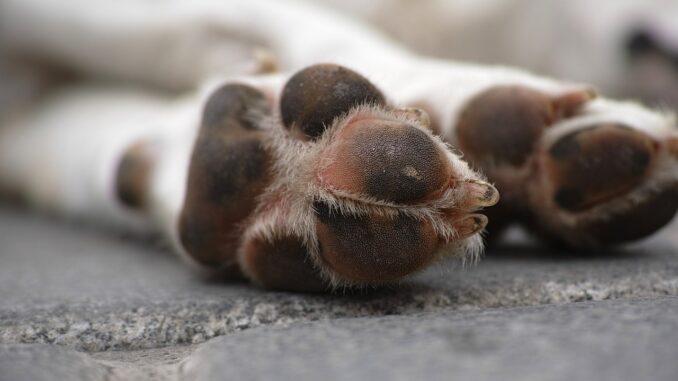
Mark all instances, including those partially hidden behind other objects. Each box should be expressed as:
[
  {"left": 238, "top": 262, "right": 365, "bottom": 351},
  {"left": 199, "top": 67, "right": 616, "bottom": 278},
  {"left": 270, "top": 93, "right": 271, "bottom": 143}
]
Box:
[{"left": 1, "top": 0, "right": 677, "bottom": 291}]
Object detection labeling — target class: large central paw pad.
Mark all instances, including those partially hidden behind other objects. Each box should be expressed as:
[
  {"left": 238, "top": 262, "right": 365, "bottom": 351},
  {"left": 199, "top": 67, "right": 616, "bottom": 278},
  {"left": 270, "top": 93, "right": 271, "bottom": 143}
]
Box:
[{"left": 319, "top": 115, "right": 453, "bottom": 204}]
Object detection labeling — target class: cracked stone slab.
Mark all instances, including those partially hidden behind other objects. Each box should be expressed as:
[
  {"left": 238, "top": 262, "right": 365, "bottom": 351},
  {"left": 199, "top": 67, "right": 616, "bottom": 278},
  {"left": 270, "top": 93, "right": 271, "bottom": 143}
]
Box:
[
  {"left": 2, "top": 297, "right": 677, "bottom": 381},
  {"left": 1, "top": 209, "right": 678, "bottom": 351},
  {"left": 0, "top": 344, "right": 108, "bottom": 381},
  {"left": 0, "top": 343, "right": 192, "bottom": 381},
  {"left": 182, "top": 297, "right": 678, "bottom": 381}
]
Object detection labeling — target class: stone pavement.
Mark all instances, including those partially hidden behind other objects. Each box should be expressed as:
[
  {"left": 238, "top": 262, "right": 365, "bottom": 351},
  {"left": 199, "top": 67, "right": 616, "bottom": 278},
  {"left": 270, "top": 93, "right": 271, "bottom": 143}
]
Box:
[{"left": 1, "top": 208, "right": 677, "bottom": 380}]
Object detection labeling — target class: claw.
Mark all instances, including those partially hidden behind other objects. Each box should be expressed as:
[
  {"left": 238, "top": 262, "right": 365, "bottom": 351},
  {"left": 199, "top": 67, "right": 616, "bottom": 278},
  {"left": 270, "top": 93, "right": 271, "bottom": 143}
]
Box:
[
  {"left": 453, "top": 214, "right": 488, "bottom": 240},
  {"left": 552, "top": 87, "right": 598, "bottom": 118},
  {"left": 393, "top": 107, "right": 432, "bottom": 131},
  {"left": 462, "top": 179, "right": 500, "bottom": 208}
]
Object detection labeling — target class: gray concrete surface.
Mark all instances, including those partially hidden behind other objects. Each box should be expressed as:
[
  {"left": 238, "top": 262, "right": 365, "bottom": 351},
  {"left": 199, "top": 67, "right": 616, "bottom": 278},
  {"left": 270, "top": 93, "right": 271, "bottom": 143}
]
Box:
[
  {"left": 1, "top": 208, "right": 678, "bottom": 380},
  {"left": 183, "top": 297, "right": 678, "bottom": 381},
  {"left": 0, "top": 344, "right": 108, "bottom": 381},
  {"left": 3, "top": 298, "right": 677, "bottom": 381}
]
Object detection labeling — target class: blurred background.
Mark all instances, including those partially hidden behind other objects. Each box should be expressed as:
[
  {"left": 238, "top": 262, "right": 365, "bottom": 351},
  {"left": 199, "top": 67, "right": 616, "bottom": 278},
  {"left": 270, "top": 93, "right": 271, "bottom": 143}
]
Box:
[
  {"left": 2, "top": 0, "right": 678, "bottom": 128},
  {"left": 321, "top": 0, "right": 678, "bottom": 108}
]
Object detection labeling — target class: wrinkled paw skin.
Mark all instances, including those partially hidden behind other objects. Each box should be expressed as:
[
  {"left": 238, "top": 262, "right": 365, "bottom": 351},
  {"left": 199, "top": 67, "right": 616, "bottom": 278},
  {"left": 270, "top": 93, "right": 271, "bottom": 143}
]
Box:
[
  {"left": 454, "top": 85, "right": 678, "bottom": 249},
  {"left": 177, "top": 64, "right": 497, "bottom": 291}
]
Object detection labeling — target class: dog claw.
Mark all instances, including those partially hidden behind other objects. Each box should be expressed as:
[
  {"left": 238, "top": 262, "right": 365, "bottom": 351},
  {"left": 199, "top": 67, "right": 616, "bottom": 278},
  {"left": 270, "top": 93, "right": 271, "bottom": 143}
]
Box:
[
  {"left": 393, "top": 107, "right": 432, "bottom": 131},
  {"left": 463, "top": 179, "right": 500, "bottom": 208},
  {"left": 453, "top": 214, "right": 488, "bottom": 240}
]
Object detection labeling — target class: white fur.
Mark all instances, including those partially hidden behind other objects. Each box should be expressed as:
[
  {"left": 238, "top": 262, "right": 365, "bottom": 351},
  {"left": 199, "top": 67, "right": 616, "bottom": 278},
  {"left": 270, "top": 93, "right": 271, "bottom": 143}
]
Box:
[{"left": 315, "top": 0, "right": 678, "bottom": 96}]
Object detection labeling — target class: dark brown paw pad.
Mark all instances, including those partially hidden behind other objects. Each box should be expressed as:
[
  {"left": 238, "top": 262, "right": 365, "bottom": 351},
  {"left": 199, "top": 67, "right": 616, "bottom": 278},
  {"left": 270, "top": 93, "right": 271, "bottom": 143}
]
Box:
[
  {"left": 578, "top": 187, "right": 678, "bottom": 246},
  {"left": 280, "top": 64, "right": 385, "bottom": 140},
  {"left": 179, "top": 84, "right": 273, "bottom": 266},
  {"left": 313, "top": 201, "right": 439, "bottom": 282},
  {"left": 241, "top": 235, "right": 328, "bottom": 292},
  {"left": 544, "top": 123, "right": 657, "bottom": 211},
  {"left": 319, "top": 116, "right": 453, "bottom": 204},
  {"left": 456, "top": 86, "right": 595, "bottom": 169}
]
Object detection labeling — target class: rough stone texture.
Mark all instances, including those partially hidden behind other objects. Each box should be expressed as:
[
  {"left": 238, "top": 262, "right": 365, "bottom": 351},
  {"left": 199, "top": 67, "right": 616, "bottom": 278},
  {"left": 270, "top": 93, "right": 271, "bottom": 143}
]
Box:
[
  {"left": 0, "top": 343, "right": 194, "bottom": 381},
  {"left": 183, "top": 297, "right": 678, "bottom": 381},
  {"left": 3, "top": 298, "right": 677, "bottom": 381},
  {"left": 1, "top": 208, "right": 678, "bottom": 380},
  {"left": 0, "top": 344, "right": 108, "bottom": 381},
  {"left": 90, "top": 345, "right": 195, "bottom": 381},
  {"left": 1, "top": 209, "right": 678, "bottom": 352}
]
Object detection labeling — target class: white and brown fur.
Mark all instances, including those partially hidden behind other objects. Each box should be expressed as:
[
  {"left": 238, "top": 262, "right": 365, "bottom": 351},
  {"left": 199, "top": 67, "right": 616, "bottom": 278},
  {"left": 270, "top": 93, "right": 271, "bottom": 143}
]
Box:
[{"left": 1, "top": 0, "right": 677, "bottom": 291}]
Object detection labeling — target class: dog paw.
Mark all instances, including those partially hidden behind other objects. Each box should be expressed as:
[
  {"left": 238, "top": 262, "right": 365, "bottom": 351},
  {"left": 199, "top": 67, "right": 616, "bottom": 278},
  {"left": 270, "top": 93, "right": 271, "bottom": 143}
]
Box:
[
  {"left": 178, "top": 64, "right": 498, "bottom": 290},
  {"left": 529, "top": 106, "right": 678, "bottom": 248},
  {"left": 453, "top": 84, "right": 678, "bottom": 248}
]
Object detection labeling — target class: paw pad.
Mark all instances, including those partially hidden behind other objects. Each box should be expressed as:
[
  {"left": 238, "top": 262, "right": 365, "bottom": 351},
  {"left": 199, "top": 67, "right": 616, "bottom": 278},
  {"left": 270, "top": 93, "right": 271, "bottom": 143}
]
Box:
[
  {"left": 313, "top": 201, "right": 439, "bottom": 282},
  {"left": 280, "top": 64, "right": 385, "bottom": 140},
  {"left": 178, "top": 84, "right": 273, "bottom": 266},
  {"left": 456, "top": 86, "right": 555, "bottom": 167},
  {"left": 545, "top": 123, "right": 656, "bottom": 211},
  {"left": 241, "top": 235, "right": 327, "bottom": 292},
  {"left": 319, "top": 117, "right": 452, "bottom": 204}
]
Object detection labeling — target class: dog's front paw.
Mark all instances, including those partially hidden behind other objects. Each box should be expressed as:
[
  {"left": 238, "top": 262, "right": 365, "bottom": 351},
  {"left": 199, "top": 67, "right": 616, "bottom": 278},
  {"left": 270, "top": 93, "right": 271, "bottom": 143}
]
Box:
[{"left": 178, "top": 64, "right": 498, "bottom": 291}]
